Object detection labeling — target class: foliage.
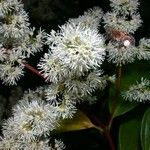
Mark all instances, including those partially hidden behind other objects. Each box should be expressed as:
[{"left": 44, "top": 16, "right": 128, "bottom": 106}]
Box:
[{"left": 0, "top": 0, "right": 150, "bottom": 150}]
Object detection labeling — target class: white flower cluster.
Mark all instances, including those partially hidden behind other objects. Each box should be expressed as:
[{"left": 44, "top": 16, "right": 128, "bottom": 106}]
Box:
[
  {"left": 103, "top": 0, "right": 142, "bottom": 33},
  {"left": 0, "top": 0, "right": 45, "bottom": 85},
  {"left": 41, "top": 23, "right": 105, "bottom": 76},
  {"left": 68, "top": 6, "right": 103, "bottom": 30},
  {"left": 1, "top": 0, "right": 149, "bottom": 149},
  {"left": 0, "top": 6, "right": 108, "bottom": 150},
  {"left": 137, "top": 38, "right": 150, "bottom": 60},
  {"left": 109, "top": 0, "right": 139, "bottom": 15},
  {"left": 0, "top": 87, "right": 66, "bottom": 150},
  {"left": 122, "top": 78, "right": 150, "bottom": 102},
  {"left": 103, "top": 0, "right": 144, "bottom": 66},
  {"left": 106, "top": 42, "right": 137, "bottom": 65},
  {"left": 38, "top": 7, "right": 107, "bottom": 103},
  {"left": 37, "top": 9, "right": 107, "bottom": 137},
  {"left": 54, "top": 140, "right": 66, "bottom": 150},
  {"left": 103, "top": 12, "right": 141, "bottom": 34}
]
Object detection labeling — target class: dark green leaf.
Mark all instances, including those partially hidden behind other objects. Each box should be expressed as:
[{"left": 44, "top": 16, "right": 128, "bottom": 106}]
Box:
[
  {"left": 141, "top": 108, "right": 150, "bottom": 150},
  {"left": 119, "top": 117, "right": 141, "bottom": 150},
  {"left": 109, "top": 84, "right": 138, "bottom": 118},
  {"left": 113, "top": 98, "right": 138, "bottom": 117},
  {"left": 109, "top": 60, "right": 150, "bottom": 118}
]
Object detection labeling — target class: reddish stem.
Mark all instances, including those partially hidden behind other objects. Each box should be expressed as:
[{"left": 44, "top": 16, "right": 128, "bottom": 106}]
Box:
[
  {"left": 85, "top": 110, "right": 115, "bottom": 150},
  {"left": 22, "top": 62, "right": 46, "bottom": 80},
  {"left": 103, "top": 128, "right": 115, "bottom": 150},
  {"left": 95, "top": 116, "right": 115, "bottom": 150}
]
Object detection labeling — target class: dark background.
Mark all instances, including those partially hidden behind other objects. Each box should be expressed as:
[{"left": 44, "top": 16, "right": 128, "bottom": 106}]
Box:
[
  {"left": 0, "top": 0, "right": 150, "bottom": 149},
  {"left": 21, "top": 0, "right": 150, "bottom": 34}
]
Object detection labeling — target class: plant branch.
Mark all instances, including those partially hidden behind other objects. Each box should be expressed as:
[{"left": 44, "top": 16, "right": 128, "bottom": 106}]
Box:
[
  {"left": 94, "top": 125, "right": 115, "bottom": 150},
  {"left": 103, "top": 128, "right": 115, "bottom": 150},
  {"left": 93, "top": 117, "right": 115, "bottom": 150},
  {"left": 83, "top": 109, "right": 115, "bottom": 150},
  {"left": 21, "top": 61, "right": 46, "bottom": 80}
]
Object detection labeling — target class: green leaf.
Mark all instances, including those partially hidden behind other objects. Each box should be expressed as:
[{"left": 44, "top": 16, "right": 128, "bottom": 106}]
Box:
[
  {"left": 121, "top": 60, "right": 150, "bottom": 90},
  {"left": 141, "top": 108, "right": 150, "bottom": 150},
  {"left": 113, "top": 98, "right": 138, "bottom": 117},
  {"left": 55, "top": 111, "right": 95, "bottom": 133},
  {"left": 109, "top": 84, "right": 138, "bottom": 118},
  {"left": 119, "top": 117, "right": 141, "bottom": 150},
  {"left": 109, "top": 60, "right": 150, "bottom": 118}
]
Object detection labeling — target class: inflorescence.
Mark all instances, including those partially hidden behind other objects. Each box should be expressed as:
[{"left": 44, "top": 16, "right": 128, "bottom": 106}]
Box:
[{"left": 0, "top": 0, "right": 150, "bottom": 149}]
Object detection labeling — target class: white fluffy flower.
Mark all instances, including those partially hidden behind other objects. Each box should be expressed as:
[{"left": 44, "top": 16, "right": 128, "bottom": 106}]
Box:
[
  {"left": 64, "top": 71, "right": 105, "bottom": 98},
  {"left": 0, "top": 62, "right": 24, "bottom": 85},
  {"left": 22, "top": 140, "right": 52, "bottom": 150},
  {"left": 0, "top": 49, "right": 25, "bottom": 85},
  {"left": 103, "top": 12, "right": 142, "bottom": 33},
  {"left": 110, "top": 0, "right": 139, "bottom": 14},
  {"left": 2, "top": 100, "right": 59, "bottom": 141},
  {"left": 53, "top": 139, "right": 66, "bottom": 150},
  {"left": 0, "top": 0, "right": 24, "bottom": 18},
  {"left": 0, "top": 0, "right": 45, "bottom": 85},
  {"left": 86, "top": 71, "right": 107, "bottom": 90},
  {"left": 13, "top": 28, "right": 45, "bottom": 58},
  {"left": 45, "top": 85, "right": 77, "bottom": 119},
  {"left": 15, "top": 100, "right": 58, "bottom": 139},
  {"left": 0, "top": 136, "right": 22, "bottom": 150},
  {"left": 137, "top": 38, "right": 150, "bottom": 60},
  {"left": 0, "top": 10, "right": 30, "bottom": 39},
  {"left": 22, "top": 86, "right": 46, "bottom": 102},
  {"left": 45, "top": 84, "right": 61, "bottom": 104},
  {"left": 0, "top": 86, "right": 66, "bottom": 149},
  {"left": 0, "top": 137, "right": 52, "bottom": 150},
  {"left": 47, "top": 22, "right": 105, "bottom": 74},
  {"left": 68, "top": 7, "right": 103, "bottom": 30},
  {"left": 106, "top": 42, "right": 137, "bottom": 65},
  {"left": 103, "top": 0, "right": 142, "bottom": 34},
  {"left": 2, "top": 117, "right": 20, "bottom": 138},
  {"left": 0, "top": 46, "right": 7, "bottom": 61},
  {"left": 55, "top": 94, "right": 77, "bottom": 119},
  {"left": 122, "top": 78, "right": 150, "bottom": 102},
  {"left": 38, "top": 53, "right": 68, "bottom": 83}
]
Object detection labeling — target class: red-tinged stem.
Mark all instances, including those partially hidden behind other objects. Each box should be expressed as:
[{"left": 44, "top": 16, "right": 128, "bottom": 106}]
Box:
[
  {"left": 95, "top": 125, "right": 115, "bottom": 150},
  {"left": 84, "top": 110, "right": 115, "bottom": 150},
  {"left": 93, "top": 117, "right": 115, "bottom": 150},
  {"left": 103, "top": 128, "right": 115, "bottom": 150},
  {"left": 22, "top": 62, "right": 46, "bottom": 80}
]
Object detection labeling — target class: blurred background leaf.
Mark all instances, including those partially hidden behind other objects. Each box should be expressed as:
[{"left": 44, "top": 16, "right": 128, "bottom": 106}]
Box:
[
  {"left": 119, "top": 115, "right": 141, "bottom": 150},
  {"left": 55, "top": 111, "right": 95, "bottom": 133},
  {"left": 141, "top": 107, "right": 150, "bottom": 150}
]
